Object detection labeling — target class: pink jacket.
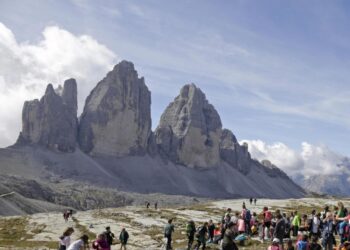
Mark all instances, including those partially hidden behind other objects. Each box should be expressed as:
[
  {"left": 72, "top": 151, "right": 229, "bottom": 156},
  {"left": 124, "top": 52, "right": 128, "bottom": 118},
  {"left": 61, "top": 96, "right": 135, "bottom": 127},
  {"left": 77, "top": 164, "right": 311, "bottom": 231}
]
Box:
[{"left": 238, "top": 219, "right": 245, "bottom": 232}]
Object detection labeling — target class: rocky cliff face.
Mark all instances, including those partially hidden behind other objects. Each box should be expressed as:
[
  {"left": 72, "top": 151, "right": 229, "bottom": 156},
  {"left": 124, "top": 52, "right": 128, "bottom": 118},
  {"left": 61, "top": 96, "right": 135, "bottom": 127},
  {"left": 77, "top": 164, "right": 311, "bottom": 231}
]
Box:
[
  {"left": 155, "top": 84, "right": 222, "bottom": 168},
  {"left": 220, "top": 129, "right": 251, "bottom": 174},
  {"left": 78, "top": 60, "right": 151, "bottom": 157},
  {"left": 18, "top": 79, "right": 78, "bottom": 152}
]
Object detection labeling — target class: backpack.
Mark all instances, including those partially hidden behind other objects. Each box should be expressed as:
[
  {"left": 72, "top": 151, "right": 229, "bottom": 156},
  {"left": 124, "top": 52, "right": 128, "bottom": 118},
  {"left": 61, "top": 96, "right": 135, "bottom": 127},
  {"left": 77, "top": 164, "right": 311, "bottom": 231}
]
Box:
[
  {"left": 297, "top": 241, "right": 308, "bottom": 250},
  {"left": 265, "top": 211, "right": 272, "bottom": 222},
  {"left": 245, "top": 209, "right": 252, "bottom": 222},
  {"left": 195, "top": 226, "right": 206, "bottom": 238},
  {"left": 104, "top": 231, "right": 114, "bottom": 245}
]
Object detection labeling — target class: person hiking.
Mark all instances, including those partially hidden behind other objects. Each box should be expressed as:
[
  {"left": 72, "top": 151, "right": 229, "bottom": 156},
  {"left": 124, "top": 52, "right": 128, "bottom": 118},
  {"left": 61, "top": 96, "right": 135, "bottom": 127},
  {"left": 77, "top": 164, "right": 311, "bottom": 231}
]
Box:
[
  {"left": 119, "top": 228, "right": 129, "bottom": 250},
  {"left": 219, "top": 208, "right": 232, "bottom": 241},
  {"left": 186, "top": 220, "right": 196, "bottom": 250},
  {"left": 310, "top": 213, "right": 321, "bottom": 238},
  {"left": 254, "top": 198, "right": 257, "bottom": 205},
  {"left": 63, "top": 211, "right": 70, "bottom": 222},
  {"left": 59, "top": 227, "right": 74, "bottom": 250},
  {"left": 155, "top": 202, "right": 158, "bottom": 210},
  {"left": 261, "top": 207, "right": 273, "bottom": 240},
  {"left": 309, "top": 235, "right": 321, "bottom": 250},
  {"left": 104, "top": 226, "right": 115, "bottom": 247},
  {"left": 296, "top": 234, "right": 309, "bottom": 250},
  {"left": 292, "top": 211, "right": 301, "bottom": 237},
  {"left": 207, "top": 219, "right": 215, "bottom": 243},
  {"left": 241, "top": 204, "right": 252, "bottom": 235},
  {"left": 194, "top": 222, "right": 208, "bottom": 250},
  {"left": 321, "top": 212, "right": 335, "bottom": 250},
  {"left": 274, "top": 214, "right": 286, "bottom": 250},
  {"left": 249, "top": 197, "right": 253, "bottom": 205},
  {"left": 92, "top": 234, "right": 110, "bottom": 250},
  {"left": 164, "top": 219, "right": 175, "bottom": 250},
  {"left": 222, "top": 221, "right": 238, "bottom": 250},
  {"left": 268, "top": 238, "right": 281, "bottom": 250},
  {"left": 67, "top": 235, "right": 89, "bottom": 250},
  {"left": 146, "top": 202, "right": 150, "bottom": 209},
  {"left": 299, "top": 214, "right": 309, "bottom": 233}
]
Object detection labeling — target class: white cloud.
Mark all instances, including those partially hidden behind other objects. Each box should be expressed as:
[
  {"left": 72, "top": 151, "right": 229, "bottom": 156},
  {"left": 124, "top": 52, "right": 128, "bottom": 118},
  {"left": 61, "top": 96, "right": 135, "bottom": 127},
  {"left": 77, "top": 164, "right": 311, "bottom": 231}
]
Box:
[
  {"left": 0, "top": 22, "right": 117, "bottom": 147},
  {"left": 241, "top": 139, "right": 349, "bottom": 177}
]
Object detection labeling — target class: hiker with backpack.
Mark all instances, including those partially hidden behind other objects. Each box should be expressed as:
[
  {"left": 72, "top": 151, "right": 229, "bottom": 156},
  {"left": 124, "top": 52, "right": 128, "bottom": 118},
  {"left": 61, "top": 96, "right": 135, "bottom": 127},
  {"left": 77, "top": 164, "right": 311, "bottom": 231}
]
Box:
[
  {"left": 222, "top": 221, "right": 239, "bottom": 250},
  {"left": 58, "top": 227, "right": 74, "bottom": 250},
  {"left": 104, "top": 226, "right": 114, "bottom": 247},
  {"left": 296, "top": 234, "right": 309, "bottom": 250},
  {"left": 164, "top": 219, "right": 175, "bottom": 250},
  {"left": 194, "top": 222, "right": 208, "bottom": 250},
  {"left": 119, "top": 228, "right": 129, "bottom": 250},
  {"left": 321, "top": 212, "right": 336, "bottom": 250},
  {"left": 274, "top": 213, "right": 286, "bottom": 250},
  {"left": 186, "top": 220, "right": 196, "bottom": 250}
]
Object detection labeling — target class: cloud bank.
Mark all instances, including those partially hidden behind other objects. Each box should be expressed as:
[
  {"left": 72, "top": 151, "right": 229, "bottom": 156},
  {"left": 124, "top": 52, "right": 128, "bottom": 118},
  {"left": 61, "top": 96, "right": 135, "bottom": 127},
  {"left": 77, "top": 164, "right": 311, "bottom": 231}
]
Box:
[
  {"left": 0, "top": 22, "right": 117, "bottom": 147},
  {"left": 242, "top": 140, "right": 350, "bottom": 177}
]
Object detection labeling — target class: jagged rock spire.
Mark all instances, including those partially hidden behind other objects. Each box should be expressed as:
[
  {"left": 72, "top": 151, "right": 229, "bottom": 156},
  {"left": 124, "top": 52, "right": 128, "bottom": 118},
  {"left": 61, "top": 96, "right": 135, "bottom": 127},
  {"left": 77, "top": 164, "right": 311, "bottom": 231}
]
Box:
[
  {"left": 78, "top": 60, "right": 151, "bottom": 157},
  {"left": 155, "top": 83, "right": 222, "bottom": 168},
  {"left": 18, "top": 79, "right": 78, "bottom": 152}
]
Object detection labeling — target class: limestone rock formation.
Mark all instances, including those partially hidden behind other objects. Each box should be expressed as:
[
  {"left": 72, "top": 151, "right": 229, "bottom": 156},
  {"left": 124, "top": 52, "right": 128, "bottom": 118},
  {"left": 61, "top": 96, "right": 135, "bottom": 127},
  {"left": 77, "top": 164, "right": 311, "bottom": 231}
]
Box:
[
  {"left": 155, "top": 84, "right": 222, "bottom": 168},
  {"left": 220, "top": 129, "right": 251, "bottom": 174},
  {"left": 78, "top": 60, "right": 151, "bottom": 157},
  {"left": 18, "top": 79, "right": 78, "bottom": 152}
]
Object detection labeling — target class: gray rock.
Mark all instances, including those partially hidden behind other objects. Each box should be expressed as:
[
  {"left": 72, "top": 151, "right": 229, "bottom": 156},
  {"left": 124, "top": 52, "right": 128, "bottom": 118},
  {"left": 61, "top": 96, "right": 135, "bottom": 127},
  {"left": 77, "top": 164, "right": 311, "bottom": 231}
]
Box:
[
  {"left": 155, "top": 84, "right": 222, "bottom": 168},
  {"left": 220, "top": 129, "right": 251, "bottom": 174},
  {"left": 78, "top": 60, "right": 151, "bottom": 157},
  {"left": 18, "top": 79, "right": 78, "bottom": 152}
]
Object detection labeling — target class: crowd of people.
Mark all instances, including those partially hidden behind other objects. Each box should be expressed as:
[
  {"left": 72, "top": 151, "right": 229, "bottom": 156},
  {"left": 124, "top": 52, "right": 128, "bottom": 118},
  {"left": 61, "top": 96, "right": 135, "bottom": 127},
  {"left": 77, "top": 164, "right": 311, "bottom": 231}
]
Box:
[
  {"left": 58, "top": 226, "right": 129, "bottom": 250},
  {"left": 57, "top": 199, "right": 350, "bottom": 250},
  {"left": 164, "top": 200, "right": 350, "bottom": 250}
]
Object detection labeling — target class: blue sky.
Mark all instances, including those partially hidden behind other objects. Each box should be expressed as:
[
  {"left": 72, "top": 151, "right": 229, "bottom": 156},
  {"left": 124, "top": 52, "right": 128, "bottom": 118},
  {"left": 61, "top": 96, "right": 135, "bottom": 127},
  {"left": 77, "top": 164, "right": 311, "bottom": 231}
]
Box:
[{"left": 0, "top": 0, "right": 350, "bottom": 159}]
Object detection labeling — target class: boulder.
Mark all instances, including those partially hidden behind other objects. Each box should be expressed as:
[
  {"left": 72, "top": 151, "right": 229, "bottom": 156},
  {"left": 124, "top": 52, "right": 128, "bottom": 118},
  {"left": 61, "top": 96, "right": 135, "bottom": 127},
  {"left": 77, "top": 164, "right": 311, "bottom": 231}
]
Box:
[{"left": 78, "top": 60, "right": 151, "bottom": 157}]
